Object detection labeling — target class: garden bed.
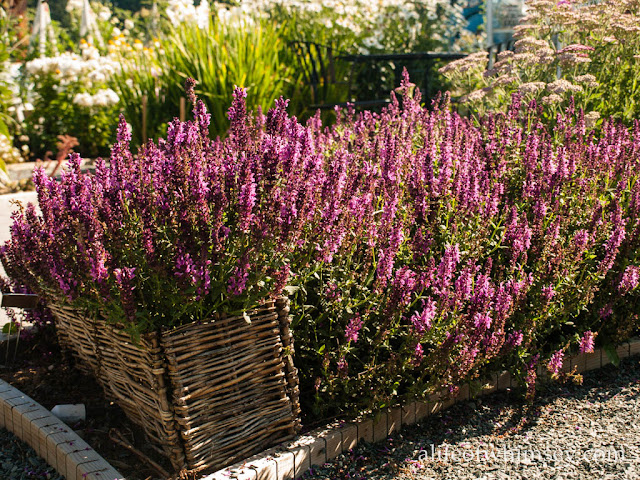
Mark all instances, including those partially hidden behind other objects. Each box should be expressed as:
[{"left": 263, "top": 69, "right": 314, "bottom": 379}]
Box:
[
  {"left": 0, "top": 330, "right": 174, "bottom": 480},
  {"left": 301, "top": 353, "right": 640, "bottom": 480}
]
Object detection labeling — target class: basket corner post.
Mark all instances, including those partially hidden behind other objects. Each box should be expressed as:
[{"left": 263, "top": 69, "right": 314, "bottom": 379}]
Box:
[{"left": 275, "top": 296, "right": 302, "bottom": 433}]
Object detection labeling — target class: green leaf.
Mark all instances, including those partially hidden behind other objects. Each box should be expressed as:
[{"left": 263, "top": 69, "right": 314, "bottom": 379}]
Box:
[
  {"left": 0, "top": 119, "right": 9, "bottom": 138},
  {"left": 2, "top": 322, "right": 17, "bottom": 335},
  {"left": 603, "top": 344, "right": 620, "bottom": 368}
]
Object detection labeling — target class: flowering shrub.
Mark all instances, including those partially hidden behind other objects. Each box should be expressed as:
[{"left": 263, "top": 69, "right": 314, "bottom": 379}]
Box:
[
  {"left": 289, "top": 79, "right": 640, "bottom": 416},
  {"left": 0, "top": 80, "right": 343, "bottom": 338},
  {"left": 23, "top": 42, "right": 121, "bottom": 157},
  {"left": 3, "top": 75, "right": 640, "bottom": 420},
  {"left": 225, "top": 0, "right": 474, "bottom": 54},
  {"left": 440, "top": 0, "right": 640, "bottom": 124}
]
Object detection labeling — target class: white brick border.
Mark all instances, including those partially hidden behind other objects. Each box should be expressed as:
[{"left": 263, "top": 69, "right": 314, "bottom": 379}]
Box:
[
  {"left": 204, "top": 337, "right": 640, "bottom": 480},
  {"left": 0, "top": 379, "right": 124, "bottom": 480}
]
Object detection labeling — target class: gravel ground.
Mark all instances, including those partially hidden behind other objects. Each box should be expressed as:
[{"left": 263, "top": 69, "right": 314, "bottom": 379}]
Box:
[
  {"left": 1, "top": 343, "right": 638, "bottom": 480},
  {"left": 302, "top": 355, "right": 640, "bottom": 480},
  {"left": 0, "top": 427, "right": 62, "bottom": 480}
]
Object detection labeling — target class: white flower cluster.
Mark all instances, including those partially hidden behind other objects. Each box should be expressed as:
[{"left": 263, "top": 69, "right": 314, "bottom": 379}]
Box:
[
  {"left": 0, "top": 61, "right": 20, "bottom": 97},
  {"left": 73, "top": 88, "right": 119, "bottom": 108},
  {"left": 65, "top": 0, "right": 84, "bottom": 13},
  {"left": 25, "top": 50, "right": 120, "bottom": 81},
  {"left": 214, "top": 0, "right": 468, "bottom": 52},
  {"left": 546, "top": 79, "right": 583, "bottom": 95},
  {"left": 166, "top": 0, "right": 210, "bottom": 29}
]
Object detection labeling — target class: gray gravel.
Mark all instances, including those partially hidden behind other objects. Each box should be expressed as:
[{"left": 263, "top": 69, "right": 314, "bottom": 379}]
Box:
[
  {"left": 301, "top": 355, "right": 640, "bottom": 480},
  {"left": 0, "top": 427, "right": 63, "bottom": 480}
]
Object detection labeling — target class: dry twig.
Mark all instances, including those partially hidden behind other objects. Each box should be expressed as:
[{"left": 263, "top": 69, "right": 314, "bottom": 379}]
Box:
[{"left": 108, "top": 428, "right": 170, "bottom": 479}]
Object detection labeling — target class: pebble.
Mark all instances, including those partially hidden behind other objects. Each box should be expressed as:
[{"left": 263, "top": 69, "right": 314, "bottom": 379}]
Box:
[
  {"left": 0, "top": 427, "right": 62, "bottom": 480},
  {"left": 301, "top": 355, "right": 640, "bottom": 480}
]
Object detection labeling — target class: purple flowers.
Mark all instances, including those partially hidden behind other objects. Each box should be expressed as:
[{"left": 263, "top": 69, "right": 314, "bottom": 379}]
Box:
[
  {"left": 3, "top": 74, "right": 640, "bottom": 418},
  {"left": 547, "top": 349, "right": 564, "bottom": 376},
  {"left": 344, "top": 315, "right": 363, "bottom": 343},
  {"left": 579, "top": 331, "right": 597, "bottom": 354},
  {"left": 618, "top": 266, "right": 640, "bottom": 295},
  {"left": 505, "top": 330, "right": 523, "bottom": 348},
  {"left": 410, "top": 298, "right": 437, "bottom": 336}
]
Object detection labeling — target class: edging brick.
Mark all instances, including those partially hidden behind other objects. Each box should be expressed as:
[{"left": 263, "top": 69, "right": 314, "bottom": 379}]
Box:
[
  {"left": 204, "top": 337, "right": 640, "bottom": 480},
  {"left": 0, "top": 379, "right": 124, "bottom": 480}
]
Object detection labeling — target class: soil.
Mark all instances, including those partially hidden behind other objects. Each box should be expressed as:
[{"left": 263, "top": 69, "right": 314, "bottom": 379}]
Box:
[{"left": 0, "top": 326, "right": 180, "bottom": 480}]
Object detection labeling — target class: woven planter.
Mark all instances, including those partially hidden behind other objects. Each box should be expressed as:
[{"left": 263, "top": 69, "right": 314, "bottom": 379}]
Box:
[{"left": 49, "top": 298, "right": 301, "bottom": 473}]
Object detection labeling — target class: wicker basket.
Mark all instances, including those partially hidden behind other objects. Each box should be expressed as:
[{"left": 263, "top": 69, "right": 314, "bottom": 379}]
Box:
[{"left": 49, "top": 298, "right": 301, "bottom": 473}]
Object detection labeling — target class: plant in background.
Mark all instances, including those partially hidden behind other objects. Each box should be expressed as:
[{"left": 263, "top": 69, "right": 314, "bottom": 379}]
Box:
[
  {"left": 62, "top": 0, "right": 148, "bottom": 54},
  {"left": 440, "top": 0, "right": 640, "bottom": 125},
  {"left": 22, "top": 41, "right": 121, "bottom": 158},
  {"left": 233, "top": 0, "right": 472, "bottom": 54},
  {"left": 132, "top": 8, "right": 297, "bottom": 140},
  {"left": 0, "top": 6, "right": 29, "bottom": 174},
  {"left": 109, "top": 38, "right": 168, "bottom": 145},
  {"left": 226, "top": 0, "right": 479, "bottom": 111}
]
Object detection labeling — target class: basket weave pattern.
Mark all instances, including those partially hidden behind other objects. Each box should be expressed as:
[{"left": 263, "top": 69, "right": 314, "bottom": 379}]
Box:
[{"left": 48, "top": 299, "right": 301, "bottom": 473}]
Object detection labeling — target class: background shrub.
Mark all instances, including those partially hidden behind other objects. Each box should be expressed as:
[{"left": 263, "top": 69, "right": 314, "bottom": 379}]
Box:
[{"left": 440, "top": 0, "right": 640, "bottom": 125}]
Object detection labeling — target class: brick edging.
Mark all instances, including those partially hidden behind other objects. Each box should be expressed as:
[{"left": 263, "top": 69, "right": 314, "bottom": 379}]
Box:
[
  {"left": 0, "top": 379, "right": 124, "bottom": 480},
  {"left": 204, "top": 337, "right": 640, "bottom": 480}
]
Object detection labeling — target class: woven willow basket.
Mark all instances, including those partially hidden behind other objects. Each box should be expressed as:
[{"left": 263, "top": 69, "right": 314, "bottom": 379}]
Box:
[{"left": 49, "top": 297, "right": 301, "bottom": 473}]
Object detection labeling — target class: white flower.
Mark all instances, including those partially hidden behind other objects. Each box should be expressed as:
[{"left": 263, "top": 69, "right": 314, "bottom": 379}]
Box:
[
  {"left": 124, "top": 18, "right": 135, "bottom": 30},
  {"left": 542, "top": 94, "right": 563, "bottom": 105},
  {"left": 195, "top": 0, "right": 210, "bottom": 29},
  {"left": 518, "top": 81, "right": 546, "bottom": 95},
  {"left": 88, "top": 70, "right": 106, "bottom": 83},
  {"left": 98, "top": 8, "right": 111, "bottom": 22},
  {"left": 574, "top": 74, "right": 599, "bottom": 88},
  {"left": 584, "top": 111, "right": 600, "bottom": 129},
  {"left": 73, "top": 92, "right": 93, "bottom": 107},
  {"left": 65, "top": 0, "right": 83, "bottom": 13},
  {"left": 166, "top": 0, "right": 197, "bottom": 26},
  {"left": 546, "top": 79, "right": 583, "bottom": 95}
]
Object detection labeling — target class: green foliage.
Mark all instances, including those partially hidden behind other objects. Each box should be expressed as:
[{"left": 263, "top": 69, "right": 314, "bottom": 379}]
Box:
[
  {"left": 23, "top": 66, "right": 118, "bottom": 157},
  {"left": 441, "top": 0, "right": 640, "bottom": 125},
  {"left": 159, "top": 17, "right": 296, "bottom": 137},
  {"left": 2, "top": 321, "right": 17, "bottom": 335},
  {"left": 110, "top": 43, "right": 168, "bottom": 145},
  {"left": 111, "top": 14, "right": 298, "bottom": 143}
]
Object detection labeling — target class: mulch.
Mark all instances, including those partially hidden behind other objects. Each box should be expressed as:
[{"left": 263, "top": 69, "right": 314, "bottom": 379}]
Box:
[{"left": 0, "top": 326, "right": 175, "bottom": 480}]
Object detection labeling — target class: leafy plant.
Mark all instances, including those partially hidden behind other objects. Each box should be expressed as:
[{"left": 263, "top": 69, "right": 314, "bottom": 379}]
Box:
[
  {"left": 158, "top": 13, "right": 297, "bottom": 138},
  {"left": 3, "top": 75, "right": 640, "bottom": 422},
  {"left": 440, "top": 0, "right": 640, "bottom": 125},
  {"left": 22, "top": 43, "right": 120, "bottom": 158}
]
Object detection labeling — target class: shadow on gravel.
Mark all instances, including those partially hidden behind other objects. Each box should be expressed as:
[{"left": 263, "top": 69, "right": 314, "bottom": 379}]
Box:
[{"left": 301, "top": 355, "right": 640, "bottom": 480}]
